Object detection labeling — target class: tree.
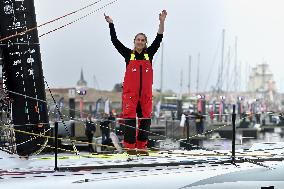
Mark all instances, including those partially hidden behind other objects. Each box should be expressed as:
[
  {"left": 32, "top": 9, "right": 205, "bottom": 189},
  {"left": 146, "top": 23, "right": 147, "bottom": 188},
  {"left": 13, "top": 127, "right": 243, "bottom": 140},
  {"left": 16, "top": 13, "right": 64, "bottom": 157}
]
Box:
[{"left": 113, "top": 83, "right": 122, "bottom": 92}]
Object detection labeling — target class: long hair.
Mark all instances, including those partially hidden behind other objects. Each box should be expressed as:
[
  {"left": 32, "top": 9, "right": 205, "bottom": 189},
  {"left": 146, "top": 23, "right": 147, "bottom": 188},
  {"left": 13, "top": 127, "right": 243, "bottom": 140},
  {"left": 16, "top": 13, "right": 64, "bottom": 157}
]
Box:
[{"left": 133, "top": 33, "right": 148, "bottom": 51}]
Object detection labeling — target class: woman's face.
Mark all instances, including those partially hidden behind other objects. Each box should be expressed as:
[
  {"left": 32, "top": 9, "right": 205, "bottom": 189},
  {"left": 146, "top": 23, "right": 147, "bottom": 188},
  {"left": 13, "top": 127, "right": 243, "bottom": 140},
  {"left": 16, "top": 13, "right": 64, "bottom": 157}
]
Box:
[{"left": 134, "top": 34, "right": 147, "bottom": 51}]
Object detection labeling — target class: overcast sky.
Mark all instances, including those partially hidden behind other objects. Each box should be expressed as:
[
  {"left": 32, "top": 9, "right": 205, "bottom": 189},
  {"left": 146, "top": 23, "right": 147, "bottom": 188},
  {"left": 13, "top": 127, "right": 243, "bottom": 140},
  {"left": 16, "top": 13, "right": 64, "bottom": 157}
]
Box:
[{"left": 34, "top": 0, "right": 284, "bottom": 93}]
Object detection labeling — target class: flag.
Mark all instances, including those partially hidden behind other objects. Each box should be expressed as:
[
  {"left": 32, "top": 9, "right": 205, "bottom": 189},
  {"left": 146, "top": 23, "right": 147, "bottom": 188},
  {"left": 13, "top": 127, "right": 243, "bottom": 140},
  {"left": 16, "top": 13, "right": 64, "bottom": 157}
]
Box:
[
  {"left": 219, "top": 101, "right": 223, "bottom": 121},
  {"left": 104, "top": 98, "right": 110, "bottom": 115},
  {"left": 79, "top": 98, "right": 84, "bottom": 118},
  {"left": 155, "top": 100, "right": 161, "bottom": 118},
  {"left": 95, "top": 98, "right": 103, "bottom": 115},
  {"left": 197, "top": 99, "right": 202, "bottom": 112}
]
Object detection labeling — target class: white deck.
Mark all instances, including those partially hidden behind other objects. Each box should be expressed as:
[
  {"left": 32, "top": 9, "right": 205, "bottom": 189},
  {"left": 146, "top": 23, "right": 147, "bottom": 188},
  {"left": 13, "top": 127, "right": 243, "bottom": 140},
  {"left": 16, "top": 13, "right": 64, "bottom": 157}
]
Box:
[{"left": 1, "top": 142, "right": 284, "bottom": 189}]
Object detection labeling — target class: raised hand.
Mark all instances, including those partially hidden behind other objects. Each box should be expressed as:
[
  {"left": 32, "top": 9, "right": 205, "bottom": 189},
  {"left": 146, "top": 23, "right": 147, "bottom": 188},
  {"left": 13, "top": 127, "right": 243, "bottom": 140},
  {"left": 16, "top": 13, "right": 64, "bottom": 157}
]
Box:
[
  {"left": 104, "top": 13, "right": 113, "bottom": 24},
  {"left": 158, "top": 10, "right": 167, "bottom": 34},
  {"left": 159, "top": 10, "right": 167, "bottom": 22}
]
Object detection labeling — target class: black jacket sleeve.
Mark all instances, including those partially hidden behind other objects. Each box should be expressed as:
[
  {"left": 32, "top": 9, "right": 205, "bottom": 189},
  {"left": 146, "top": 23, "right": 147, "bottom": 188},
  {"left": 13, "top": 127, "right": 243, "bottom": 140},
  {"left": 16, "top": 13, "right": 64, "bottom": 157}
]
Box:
[
  {"left": 147, "top": 33, "right": 163, "bottom": 58},
  {"left": 109, "top": 23, "right": 131, "bottom": 59}
]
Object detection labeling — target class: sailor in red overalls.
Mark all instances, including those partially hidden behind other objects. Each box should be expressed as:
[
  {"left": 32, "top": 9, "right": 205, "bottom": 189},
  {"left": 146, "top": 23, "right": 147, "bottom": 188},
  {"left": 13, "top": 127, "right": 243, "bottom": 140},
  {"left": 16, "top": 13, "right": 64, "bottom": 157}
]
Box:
[{"left": 104, "top": 10, "right": 167, "bottom": 149}]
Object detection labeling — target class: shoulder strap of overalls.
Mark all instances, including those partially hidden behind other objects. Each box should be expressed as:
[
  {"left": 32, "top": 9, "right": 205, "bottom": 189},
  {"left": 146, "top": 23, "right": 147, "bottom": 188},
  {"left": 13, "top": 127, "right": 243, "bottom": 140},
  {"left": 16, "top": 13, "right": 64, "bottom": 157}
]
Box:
[
  {"left": 130, "top": 50, "right": 136, "bottom": 60},
  {"left": 130, "top": 50, "right": 149, "bottom": 61}
]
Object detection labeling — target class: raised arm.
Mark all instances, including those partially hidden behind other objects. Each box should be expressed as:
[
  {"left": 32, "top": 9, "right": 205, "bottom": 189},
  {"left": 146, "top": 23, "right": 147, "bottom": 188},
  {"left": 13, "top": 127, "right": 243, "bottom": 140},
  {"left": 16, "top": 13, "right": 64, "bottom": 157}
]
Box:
[
  {"left": 158, "top": 10, "right": 167, "bottom": 34},
  {"left": 104, "top": 13, "right": 131, "bottom": 58},
  {"left": 147, "top": 10, "right": 167, "bottom": 56}
]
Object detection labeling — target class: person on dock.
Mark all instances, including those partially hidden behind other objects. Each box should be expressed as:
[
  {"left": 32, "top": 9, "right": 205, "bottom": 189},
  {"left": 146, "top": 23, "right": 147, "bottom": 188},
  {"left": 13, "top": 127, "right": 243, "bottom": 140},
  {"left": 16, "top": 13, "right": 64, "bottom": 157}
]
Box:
[
  {"left": 104, "top": 10, "right": 167, "bottom": 150},
  {"left": 85, "top": 114, "right": 96, "bottom": 153},
  {"left": 100, "top": 113, "right": 111, "bottom": 146},
  {"left": 209, "top": 107, "right": 214, "bottom": 123},
  {"left": 195, "top": 111, "right": 205, "bottom": 135}
]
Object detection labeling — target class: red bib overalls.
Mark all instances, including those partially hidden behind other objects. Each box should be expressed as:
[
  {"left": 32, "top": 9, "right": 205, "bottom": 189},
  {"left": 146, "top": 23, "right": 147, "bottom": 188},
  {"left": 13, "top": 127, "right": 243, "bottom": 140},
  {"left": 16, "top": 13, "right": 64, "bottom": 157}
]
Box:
[{"left": 122, "top": 53, "right": 153, "bottom": 149}]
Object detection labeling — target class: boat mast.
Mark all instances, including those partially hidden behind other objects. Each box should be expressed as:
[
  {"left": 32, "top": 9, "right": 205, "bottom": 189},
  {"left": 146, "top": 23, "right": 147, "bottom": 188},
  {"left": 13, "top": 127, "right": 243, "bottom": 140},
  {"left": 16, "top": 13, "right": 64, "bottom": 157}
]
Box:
[
  {"left": 234, "top": 36, "right": 238, "bottom": 92},
  {"left": 188, "top": 55, "right": 191, "bottom": 95},
  {"left": 196, "top": 53, "right": 200, "bottom": 94},
  {"left": 160, "top": 42, "right": 164, "bottom": 100},
  {"left": 218, "top": 29, "right": 225, "bottom": 93}
]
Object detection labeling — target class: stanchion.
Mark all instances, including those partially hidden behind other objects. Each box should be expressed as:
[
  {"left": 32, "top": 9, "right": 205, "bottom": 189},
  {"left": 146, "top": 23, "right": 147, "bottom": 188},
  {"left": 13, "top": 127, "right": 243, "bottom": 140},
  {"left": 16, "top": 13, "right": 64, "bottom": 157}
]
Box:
[
  {"left": 54, "top": 122, "right": 59, "bottom": 171},
  {"left": 232, "top": 104, "right": 236, "bottom": 164},
  {"left": 186, "top": 117, "right": 190, "bottom": 150}
]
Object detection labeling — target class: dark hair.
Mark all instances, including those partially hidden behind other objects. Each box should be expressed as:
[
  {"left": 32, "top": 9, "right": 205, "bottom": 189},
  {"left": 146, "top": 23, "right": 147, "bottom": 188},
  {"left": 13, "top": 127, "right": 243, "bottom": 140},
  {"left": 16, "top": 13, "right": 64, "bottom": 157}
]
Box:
[{"left": 133, "top": 33, "right": 148, "bottom": 49}]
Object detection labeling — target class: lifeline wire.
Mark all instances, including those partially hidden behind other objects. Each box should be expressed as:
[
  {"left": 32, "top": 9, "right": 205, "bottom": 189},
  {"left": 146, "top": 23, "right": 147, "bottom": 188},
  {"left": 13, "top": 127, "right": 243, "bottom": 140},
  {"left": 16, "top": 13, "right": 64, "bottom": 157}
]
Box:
[{"left": 2, "top": 87, "right": 260, "bottom": 152}]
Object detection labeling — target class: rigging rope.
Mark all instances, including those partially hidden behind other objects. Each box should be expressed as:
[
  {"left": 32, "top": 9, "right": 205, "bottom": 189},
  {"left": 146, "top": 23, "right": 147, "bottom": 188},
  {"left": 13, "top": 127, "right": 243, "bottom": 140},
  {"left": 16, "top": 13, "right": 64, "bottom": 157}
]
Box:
[
  {"left": 39, "top": 0, "right": 118, "bottom": 38},
  {"left": 0, "top": 0, "right": 103, "bottom": 42}
]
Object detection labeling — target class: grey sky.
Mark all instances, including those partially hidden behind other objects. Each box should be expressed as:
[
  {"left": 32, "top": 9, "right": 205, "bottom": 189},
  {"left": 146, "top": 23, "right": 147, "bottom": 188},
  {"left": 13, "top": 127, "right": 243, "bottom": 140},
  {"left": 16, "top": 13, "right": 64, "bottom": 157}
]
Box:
[{"left": 34, "top": 0, "right": 284, "bottom": 93}]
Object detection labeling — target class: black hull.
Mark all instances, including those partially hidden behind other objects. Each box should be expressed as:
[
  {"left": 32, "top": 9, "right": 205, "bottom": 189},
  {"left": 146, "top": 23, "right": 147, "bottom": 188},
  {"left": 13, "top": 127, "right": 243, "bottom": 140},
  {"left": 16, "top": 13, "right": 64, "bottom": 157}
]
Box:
[{"left": 0, "top": 0, "right": 49, "bottom": 156}]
